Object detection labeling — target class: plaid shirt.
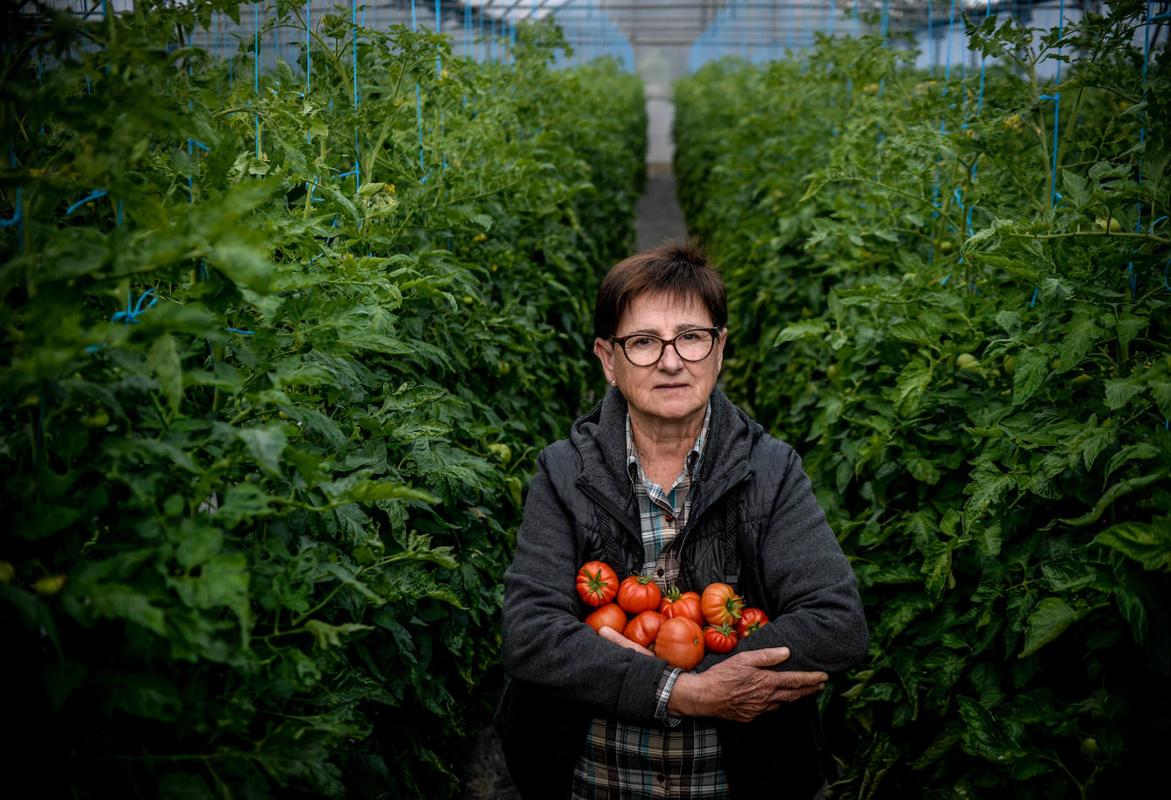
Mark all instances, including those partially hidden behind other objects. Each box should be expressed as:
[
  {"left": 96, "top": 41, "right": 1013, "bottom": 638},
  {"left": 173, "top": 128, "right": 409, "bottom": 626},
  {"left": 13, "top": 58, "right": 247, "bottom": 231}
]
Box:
[{"left": 571, "top": 403, "right": 729, "bottom": 799}]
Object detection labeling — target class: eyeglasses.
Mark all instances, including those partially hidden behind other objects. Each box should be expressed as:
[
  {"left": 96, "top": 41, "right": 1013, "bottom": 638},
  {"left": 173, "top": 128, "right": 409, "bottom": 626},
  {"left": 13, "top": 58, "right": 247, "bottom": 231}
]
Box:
[{"left": 609, "top": 327, "right": 721, "bottom": 367}]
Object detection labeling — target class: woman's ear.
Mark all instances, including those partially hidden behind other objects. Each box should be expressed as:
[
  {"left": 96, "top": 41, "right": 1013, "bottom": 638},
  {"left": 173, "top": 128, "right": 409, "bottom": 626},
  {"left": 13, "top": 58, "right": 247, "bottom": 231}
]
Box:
[{"left": 594, "top": 337, "right": 615, "bottom": 383}]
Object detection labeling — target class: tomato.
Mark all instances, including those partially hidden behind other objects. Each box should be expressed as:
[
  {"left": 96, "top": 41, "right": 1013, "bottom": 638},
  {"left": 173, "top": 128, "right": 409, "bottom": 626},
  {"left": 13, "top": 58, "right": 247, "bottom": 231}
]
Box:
[
  {"left": 584, "top": 603, "right": 627, "bottom": 634},
  {"left": 576, "top": 561, "right": 618, "bottom": 607},
  {"left": 623, "top": 610, "right": 664, "bottom": 648},
  {"left": 703, "top": 623, "right": 738, "bottom": 654},
  {"left": 701, "top": 582, "right": 743, "bottom": 626},
  {"left": 659, "top": 587, "right": 704, "bottom": 625},
  {"left": 617, "top": 574, "right": 663, "bottom": 614},
  {"left": 655, "top": 617, "right": 705, "bottom": 670},
  {"left": 956, "top": 353, "right": 980, "bottom": 370},
  {"left": 736, "top": 607, "right": 769, "bottom": 638}
]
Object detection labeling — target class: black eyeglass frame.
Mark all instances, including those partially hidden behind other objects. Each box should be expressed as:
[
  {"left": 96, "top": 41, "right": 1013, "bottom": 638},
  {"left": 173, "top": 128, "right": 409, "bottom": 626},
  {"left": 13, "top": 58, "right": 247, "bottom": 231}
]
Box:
[{"left": 608, "top": 326, "right": 722, "bottom": 366}]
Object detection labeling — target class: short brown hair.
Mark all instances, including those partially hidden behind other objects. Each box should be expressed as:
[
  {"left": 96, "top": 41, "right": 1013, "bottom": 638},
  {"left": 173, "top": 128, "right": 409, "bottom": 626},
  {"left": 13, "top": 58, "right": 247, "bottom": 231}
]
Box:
[{"left": 594, "top": 241, "right": 727, "bottom": 340}]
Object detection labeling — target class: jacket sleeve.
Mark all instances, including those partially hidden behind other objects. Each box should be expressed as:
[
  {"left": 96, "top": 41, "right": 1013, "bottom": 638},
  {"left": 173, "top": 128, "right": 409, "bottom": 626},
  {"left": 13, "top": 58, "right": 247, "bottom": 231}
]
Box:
[
  {"left": 696, "top": 443, "right": 869, "bottom": 675},
  {"left": 501, "top": 444, "right": 668, "bottom": 724}
]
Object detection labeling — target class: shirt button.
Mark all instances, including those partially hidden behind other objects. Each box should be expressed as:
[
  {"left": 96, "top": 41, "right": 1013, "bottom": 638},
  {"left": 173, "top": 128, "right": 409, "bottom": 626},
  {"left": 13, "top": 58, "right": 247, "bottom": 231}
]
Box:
[
  {"left": 657, "top": 568, "right": 665, "bottom": 577},
  {"left": 664, "top": 514, "right": 674, "bottom": 524},
  {"left": 655, "top": 773, "right": 666, "bottom": 784}
]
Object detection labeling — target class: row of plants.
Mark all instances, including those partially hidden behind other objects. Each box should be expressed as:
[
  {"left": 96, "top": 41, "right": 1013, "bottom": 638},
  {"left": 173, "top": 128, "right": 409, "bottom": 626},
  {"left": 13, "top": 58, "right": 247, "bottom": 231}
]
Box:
[
  {"left": 0, "top": 2, "right": 644, "bottom": 797},
  {"left": 675, "top": 2, "right": 1169, "bottom": 797}
]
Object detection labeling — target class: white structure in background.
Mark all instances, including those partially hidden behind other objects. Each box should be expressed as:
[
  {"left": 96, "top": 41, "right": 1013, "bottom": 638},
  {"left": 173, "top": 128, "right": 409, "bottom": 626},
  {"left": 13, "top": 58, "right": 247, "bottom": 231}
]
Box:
[{"left": 68, "top": 1, "right": 1159, "bottom": 167}]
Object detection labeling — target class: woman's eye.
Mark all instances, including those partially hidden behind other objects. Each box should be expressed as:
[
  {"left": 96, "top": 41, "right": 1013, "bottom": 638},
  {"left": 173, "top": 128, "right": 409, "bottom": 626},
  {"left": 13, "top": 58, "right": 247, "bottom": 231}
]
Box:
[
  {"left": 631, "top": 337, "right": 657, "bottom": 348},
  {"left": 679, "top": 332, "right": 701, "bottom": 342}
]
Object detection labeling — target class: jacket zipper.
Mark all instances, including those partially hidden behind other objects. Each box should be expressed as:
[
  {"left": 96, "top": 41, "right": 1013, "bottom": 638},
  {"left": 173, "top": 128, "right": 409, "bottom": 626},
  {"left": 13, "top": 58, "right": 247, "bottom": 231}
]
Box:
[{"left": 675, "top": 464, "right": 753, "bottom": 578}]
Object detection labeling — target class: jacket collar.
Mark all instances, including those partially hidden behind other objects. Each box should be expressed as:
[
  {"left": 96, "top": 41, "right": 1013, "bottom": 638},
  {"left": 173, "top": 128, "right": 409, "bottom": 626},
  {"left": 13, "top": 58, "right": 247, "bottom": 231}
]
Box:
[{"left": 570, "top": 386, "right": 760, "bottom": 509}]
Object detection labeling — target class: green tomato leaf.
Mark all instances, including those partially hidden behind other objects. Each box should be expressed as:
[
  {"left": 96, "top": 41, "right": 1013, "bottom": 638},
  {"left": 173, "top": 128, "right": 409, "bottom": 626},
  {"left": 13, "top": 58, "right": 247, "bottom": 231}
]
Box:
[
  {"left": 148, "top": 334, "right": 183, "bottom": 416},
  {"left": 238, "top": 425, "right": 288, "bottom": 477},
  {"left": 1019, "top": 597, "right": 1079, "bottom": 658},
  {"left": 1094, "top": 517, "right": 1171, "bottom": 572},
  {"left": 1012, "top": 348, "right": 1049, "bottom": 405}
]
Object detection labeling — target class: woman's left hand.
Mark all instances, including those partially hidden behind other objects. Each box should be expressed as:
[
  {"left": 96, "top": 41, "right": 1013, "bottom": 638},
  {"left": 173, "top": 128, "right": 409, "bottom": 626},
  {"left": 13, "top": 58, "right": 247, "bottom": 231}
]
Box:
[{"left": 599, "top": 625, "right": 655, "bottom": 658}]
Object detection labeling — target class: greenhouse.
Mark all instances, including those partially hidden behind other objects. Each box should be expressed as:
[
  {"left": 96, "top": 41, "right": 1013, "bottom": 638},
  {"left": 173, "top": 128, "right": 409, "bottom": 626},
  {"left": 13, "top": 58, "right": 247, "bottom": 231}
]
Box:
[{"left": 1, "top": 1, "right": 1168, "bottom": 798}]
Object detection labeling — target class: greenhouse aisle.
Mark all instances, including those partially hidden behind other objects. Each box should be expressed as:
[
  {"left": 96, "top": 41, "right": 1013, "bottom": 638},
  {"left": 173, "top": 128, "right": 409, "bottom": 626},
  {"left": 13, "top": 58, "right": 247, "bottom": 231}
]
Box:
[{"left": 635, "top": 164, "right": 690, "bottom": 251}]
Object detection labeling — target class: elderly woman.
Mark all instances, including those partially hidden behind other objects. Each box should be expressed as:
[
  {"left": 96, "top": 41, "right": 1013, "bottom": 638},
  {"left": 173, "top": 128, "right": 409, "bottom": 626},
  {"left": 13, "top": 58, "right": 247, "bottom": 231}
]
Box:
[{"left": 496, "top": 243, "right": 868, "bottom": 799}]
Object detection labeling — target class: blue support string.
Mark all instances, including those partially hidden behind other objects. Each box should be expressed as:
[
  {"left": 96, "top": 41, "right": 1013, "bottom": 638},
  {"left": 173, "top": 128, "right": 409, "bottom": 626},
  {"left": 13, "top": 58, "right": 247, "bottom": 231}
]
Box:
[
  {"left": 254, "top": 3, "right": 261, "bottom": 159},
  {"left": 352, "top": 0, "right": 360, "bottom": 193},
  {"left": 1047, "top": 0, "right": 1066, "bottom": 208},
  {"left": 65, "top": 189, "right": 108, "bottom": 216},
  {"left": 111, "top": 288, "right": 158, "bottom": 324},
  {"left": 977, "top": 0, "right": 991, "bottom": 114}
]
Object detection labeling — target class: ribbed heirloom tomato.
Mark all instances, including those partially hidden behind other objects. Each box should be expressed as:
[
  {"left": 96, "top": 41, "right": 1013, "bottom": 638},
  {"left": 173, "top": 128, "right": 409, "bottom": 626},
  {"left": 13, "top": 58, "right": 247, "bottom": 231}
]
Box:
[
  {"left": 584, "top": 603, "right": 627, "bottom": 634},
  {"left": 617, "top": 574, "right": 663, "bottom": 614},
  {"left": 623, "top": 610, "right": 664, "bottom": 648},
  {"left": 701, "top": 582, "right": 744, "bottom": 626},
  {"left": 656, "top": 617, "right": 705, "bottom": 670},
  {"left": 703, "top": 623, "right": 739, "bottom": 654},
  {"left": 576, "top": 561, "right": 618, "bottom": 607},
  {"left": 659, "top": 587, "right": 704, "bottom": 625},
  {"left": 736, "top": 607, "right": 769, "bottom": 638}
]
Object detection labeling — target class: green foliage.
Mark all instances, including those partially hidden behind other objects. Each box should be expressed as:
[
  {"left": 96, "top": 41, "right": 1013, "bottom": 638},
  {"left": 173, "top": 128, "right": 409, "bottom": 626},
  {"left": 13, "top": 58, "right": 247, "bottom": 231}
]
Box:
[
  {"left": 676, "top": 3, "right": 1170, "bottom": 798},
  {"left": 0, "top": 3, "right": 644, "bottom": 797}
]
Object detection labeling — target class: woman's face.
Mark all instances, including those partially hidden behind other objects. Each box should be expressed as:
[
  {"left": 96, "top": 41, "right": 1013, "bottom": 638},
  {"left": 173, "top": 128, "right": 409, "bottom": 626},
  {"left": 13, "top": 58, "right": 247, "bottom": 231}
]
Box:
[{"left": 594, "top": 291, "right": 725, "bottom": 426}]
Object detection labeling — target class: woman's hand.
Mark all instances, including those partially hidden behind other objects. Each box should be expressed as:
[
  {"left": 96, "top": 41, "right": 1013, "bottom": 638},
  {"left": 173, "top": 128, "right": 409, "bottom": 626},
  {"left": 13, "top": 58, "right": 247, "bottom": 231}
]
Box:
[
  {"left": 599, "top": 625, "right": 655, "bottom": 658},
  {"left": 666, "top": 647, "right": 826, "bottom": 723}
]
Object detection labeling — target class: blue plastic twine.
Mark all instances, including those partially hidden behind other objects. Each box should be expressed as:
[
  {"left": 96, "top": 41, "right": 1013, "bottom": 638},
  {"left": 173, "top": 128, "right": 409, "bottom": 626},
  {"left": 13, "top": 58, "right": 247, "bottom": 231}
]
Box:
[
  {"left": 112, "top": 288, "right": 158, "bottom": 324},
  {"left": 65, "top": 188, "right": 108, "bottom": 216}
]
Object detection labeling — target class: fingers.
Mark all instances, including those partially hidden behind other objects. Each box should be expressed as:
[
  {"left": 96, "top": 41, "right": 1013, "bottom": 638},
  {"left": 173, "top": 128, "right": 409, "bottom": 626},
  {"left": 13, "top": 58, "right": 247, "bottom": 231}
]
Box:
[
  {"left": 598, "top": 626, "right": 654, "bottom": 657},
  {"left": 773, "top": 670, "right": 829, "bottom": 688},
  {"left": 731, "top": 646, "right": 792, "bottom": 667}
]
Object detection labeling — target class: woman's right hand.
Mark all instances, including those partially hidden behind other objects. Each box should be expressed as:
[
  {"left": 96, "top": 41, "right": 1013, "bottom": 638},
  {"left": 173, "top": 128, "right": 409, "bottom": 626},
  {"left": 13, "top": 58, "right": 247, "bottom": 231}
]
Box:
[{"left": 666, "top": 647, "right": 827, "bottom": 723}]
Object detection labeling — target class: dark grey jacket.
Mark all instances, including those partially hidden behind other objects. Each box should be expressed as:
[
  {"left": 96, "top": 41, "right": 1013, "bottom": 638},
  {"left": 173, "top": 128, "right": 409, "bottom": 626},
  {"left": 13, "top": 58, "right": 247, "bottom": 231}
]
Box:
[{"left": 496, "top": 387, "right": 869, "bottom": 799}]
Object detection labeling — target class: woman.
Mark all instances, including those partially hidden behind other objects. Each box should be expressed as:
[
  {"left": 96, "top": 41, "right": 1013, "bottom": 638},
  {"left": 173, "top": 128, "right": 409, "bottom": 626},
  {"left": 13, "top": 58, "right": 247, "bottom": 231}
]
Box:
[{"left": 496, "top": 242, "right": 868, "bottom": 799}]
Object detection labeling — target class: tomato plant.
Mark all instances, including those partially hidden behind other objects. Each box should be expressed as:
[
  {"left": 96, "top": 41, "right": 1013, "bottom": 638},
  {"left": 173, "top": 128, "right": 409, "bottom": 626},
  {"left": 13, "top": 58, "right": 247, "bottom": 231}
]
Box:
[
  {"left": 701, "top": 582, "right": 744, "bottom": 626},
  {"left": 616, "top": 573, "right": 663, "bottom": 614},
  {"left": 659, "top": 587, "right": 704, "bottom": 625},
  {"left": 655, "top": 617, "right": 705, "bottom": 670},
  {"left": 585, "top": 603, "right": 628, "bottom": 635},
  {"left": 577, "top": 561, "right": 620, "bottom": 607},
  {"left": 623, "top": 610, "right": 664, "bottom": 648},
  {"left": 0, "top": 3, "right": 646, "bottom": 797},
  {"left": 675, "top": 3, "right": 1171, "bottom": 796},
  {"left": 703, "top": 623, "right": 739, "bottom": 654}
]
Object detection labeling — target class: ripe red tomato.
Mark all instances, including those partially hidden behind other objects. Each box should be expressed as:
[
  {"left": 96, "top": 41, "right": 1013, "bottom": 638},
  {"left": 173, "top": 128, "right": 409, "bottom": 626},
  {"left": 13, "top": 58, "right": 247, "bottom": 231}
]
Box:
[
  {"left": 656, "top": 617, "right": 705, "bottom": 670},
  {"left": 584, "top": 603, "right": 627, "bottom": 634},
  {"left": 701, "top": 582, "right": 744, "bottom": 626},
  {"left": 659, "top": 588, "right": 704, "bottom": 626},
  {"left": 736, "top": 607, "right": 769, "bottom": 638},
  {"left": 623, "top": 610, "right": 664, "bottom": 648},
  {"left": 576, "top": 561, "right": 618, "bottom": 607},
  {"left": 703, "top": 623, "right": 738, "bottom": 653},
  {"left": 617, "top": 574, "right": 663, "bottom": 614}
]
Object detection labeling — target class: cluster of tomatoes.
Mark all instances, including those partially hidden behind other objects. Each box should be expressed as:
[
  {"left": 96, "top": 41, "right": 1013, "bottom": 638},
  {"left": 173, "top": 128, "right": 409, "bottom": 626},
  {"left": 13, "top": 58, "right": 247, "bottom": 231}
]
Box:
[{"left": 575, "top": 560, "right": 769, "bottom": 670}]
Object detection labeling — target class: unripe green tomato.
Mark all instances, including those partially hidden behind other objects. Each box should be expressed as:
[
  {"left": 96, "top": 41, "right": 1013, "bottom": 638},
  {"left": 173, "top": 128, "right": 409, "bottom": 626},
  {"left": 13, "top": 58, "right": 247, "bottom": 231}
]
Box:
[
  {"left": 34, "top": 574, "right": 67, "bottom": 595},
  {"left": 1003, "top": 355, "right": 1017, "bottom": 376},
  {"left": 956, "top": 353, "right": 980, "bottom": 370},
  {"left": 827, "top": 364, "right": 840, "bottom": 380},
  {"left": 83, "top": 411, "right": 109, "bottom": 428}
]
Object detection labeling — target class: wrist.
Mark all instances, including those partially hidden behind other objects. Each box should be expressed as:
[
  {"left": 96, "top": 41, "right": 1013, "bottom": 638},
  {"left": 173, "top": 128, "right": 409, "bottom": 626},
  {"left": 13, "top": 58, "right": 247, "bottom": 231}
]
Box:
[{"left": 666, "top": 671, "right": 703, "bottom": 717}]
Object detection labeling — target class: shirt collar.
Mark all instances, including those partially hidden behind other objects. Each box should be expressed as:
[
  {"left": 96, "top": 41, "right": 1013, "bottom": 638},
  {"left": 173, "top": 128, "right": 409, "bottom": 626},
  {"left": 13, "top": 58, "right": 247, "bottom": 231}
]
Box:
[{"left": 625, "top": 400, "right": 712, "bottom": 484}]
